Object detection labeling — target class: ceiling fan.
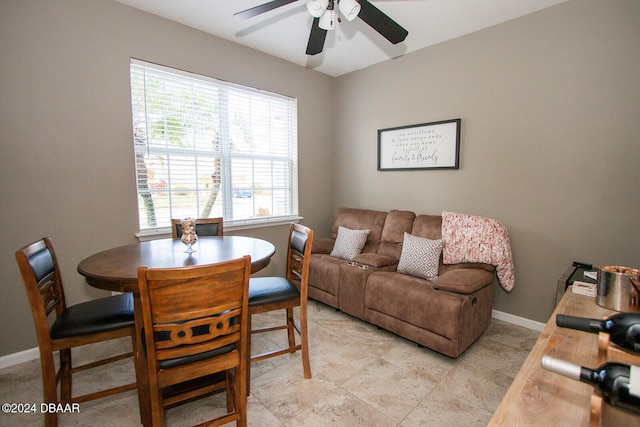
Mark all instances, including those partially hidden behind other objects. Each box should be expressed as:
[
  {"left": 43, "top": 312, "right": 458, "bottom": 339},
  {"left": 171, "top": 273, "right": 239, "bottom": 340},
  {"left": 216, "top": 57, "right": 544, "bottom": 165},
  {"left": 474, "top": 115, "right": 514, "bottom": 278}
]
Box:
[{"left": 234, "top": 0, "right": 408, "bottom": 55}]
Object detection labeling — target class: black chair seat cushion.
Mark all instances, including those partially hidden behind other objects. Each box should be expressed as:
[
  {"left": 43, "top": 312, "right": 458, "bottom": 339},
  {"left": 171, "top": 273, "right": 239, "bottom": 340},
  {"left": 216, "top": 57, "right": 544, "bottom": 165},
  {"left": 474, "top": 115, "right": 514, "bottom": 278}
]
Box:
[
  {"left": 248, "top": 277, "right": 299, "bottom": 306},
  {"left": 50, "top": 293, "right": 134, "bottom": 340}
]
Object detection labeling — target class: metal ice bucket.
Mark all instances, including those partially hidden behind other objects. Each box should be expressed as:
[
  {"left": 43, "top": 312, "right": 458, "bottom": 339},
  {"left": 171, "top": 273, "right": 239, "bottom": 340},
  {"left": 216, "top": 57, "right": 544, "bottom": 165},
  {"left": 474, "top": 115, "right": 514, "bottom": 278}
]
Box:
[{"left": 596, "top": 265, "right": 640, "bottom": 312}]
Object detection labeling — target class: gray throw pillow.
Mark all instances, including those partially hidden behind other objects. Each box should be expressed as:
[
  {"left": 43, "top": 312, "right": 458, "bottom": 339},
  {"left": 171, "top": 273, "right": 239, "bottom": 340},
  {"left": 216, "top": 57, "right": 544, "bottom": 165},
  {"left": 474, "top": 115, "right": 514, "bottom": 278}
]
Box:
[
  {"left": 330, "top": 226, "right": 370, "bottom": 261},
  {"left": 397, "top": 232, "right": 443, "bottom": 281}
]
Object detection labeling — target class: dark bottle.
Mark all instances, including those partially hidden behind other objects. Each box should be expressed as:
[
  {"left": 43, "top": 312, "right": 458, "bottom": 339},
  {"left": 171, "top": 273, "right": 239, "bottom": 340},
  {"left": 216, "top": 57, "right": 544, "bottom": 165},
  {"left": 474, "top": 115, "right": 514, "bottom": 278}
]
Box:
[
  {"left": 556, "top": 313, "right": 640, "bottom": 354},
  {"left": 542, "top": 355, "right": 640, "bottom": 414}
]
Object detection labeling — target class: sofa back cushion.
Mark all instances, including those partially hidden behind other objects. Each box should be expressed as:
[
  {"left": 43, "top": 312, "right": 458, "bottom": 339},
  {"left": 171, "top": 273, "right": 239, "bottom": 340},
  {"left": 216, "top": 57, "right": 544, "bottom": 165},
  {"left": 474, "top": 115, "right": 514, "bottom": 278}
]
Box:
[
  {"left": 411, "top": 214, "right": 443, "bottom": 239},
  {"left": 331, "top": 208, "right": 387, "bottom": 254},
  {"left": 412, "top": 214, "right": 445, "bottom": 271},
  {"left": 377, "top": 210, "right": 416, "bottom": 260}
]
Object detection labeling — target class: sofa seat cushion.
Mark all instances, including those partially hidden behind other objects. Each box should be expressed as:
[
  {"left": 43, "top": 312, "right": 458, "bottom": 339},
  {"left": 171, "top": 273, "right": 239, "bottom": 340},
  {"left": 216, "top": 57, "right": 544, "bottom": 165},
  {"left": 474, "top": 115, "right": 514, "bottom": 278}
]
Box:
[
  {"left": 308, "top": 253, "right": 344, "bottom": 297},
  {"left": 433, "top": 268, "right": 494, "bottom": 294},
  {"left": 365, "top": 272, "right": 463, "bottom": 341}
]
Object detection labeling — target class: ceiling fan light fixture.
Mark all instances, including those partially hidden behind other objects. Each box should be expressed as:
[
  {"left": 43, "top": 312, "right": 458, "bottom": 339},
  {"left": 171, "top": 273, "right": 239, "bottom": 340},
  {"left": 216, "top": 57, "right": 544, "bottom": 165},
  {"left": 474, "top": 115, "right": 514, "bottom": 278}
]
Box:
[
  {"left": 318, "top": 8, "right": 336, "bottom": 31},
  {"left": 307, "top": 0, "right": 329, "bottom": 18},
  {"left": 338, "top": 0, "right": 361, "bottom": 21}
]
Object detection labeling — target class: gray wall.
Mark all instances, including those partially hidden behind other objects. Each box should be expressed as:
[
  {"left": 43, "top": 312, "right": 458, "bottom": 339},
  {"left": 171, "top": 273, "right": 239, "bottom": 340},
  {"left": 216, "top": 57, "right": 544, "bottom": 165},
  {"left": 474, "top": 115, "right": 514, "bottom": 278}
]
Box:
[
  {"left": 0, "top": 0, "right": 334, "bottom": 356},
  {"left": 2, "top": 0, "right": 639, "bottom": 358},
  {"left": 333, "top": 0, "right": 640, "bottom": 322}
]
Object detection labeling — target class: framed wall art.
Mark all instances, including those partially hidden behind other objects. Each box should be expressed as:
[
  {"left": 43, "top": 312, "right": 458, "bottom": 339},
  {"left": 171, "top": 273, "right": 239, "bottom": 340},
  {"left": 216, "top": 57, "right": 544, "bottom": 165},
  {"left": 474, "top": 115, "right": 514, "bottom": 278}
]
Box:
[{"left": 377, "top": 118, "right": 461, "bottom": 171}]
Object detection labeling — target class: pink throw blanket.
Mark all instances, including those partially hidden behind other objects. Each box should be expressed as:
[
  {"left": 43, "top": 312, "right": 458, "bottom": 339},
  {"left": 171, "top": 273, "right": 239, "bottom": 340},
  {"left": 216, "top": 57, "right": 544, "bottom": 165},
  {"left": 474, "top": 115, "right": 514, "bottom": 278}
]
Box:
[{"left": 441, "top": 211, "right": 515, "bottom": 291}]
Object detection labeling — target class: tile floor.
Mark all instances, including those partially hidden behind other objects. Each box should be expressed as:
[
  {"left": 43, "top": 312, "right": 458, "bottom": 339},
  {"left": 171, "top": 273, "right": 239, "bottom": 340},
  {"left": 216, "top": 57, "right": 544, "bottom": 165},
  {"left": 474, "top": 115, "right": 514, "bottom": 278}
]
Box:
[{"left": 0, "top": 300, "right": 539, "bottom": 426}]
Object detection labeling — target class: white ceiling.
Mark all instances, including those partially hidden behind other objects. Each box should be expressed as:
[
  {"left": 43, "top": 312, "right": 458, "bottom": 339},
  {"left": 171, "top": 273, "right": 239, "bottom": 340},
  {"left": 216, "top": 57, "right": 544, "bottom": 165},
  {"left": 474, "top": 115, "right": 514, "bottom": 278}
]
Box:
[{"left": 114, "top": 0, "right": 568, "bottom": 77}]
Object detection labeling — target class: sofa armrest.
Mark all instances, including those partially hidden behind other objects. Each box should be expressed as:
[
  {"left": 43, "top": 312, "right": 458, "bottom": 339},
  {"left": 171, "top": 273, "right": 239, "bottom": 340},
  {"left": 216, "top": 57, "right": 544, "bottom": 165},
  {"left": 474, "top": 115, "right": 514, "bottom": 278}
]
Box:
[
  {"left": 433, "top": 268, "right": 494, "bottom": 294},
  {"left": 352, "top": 253, "right": 397, "bottom": 268},
  {"left": 312, "top": 237, "right": 335, "bottom": 254}
]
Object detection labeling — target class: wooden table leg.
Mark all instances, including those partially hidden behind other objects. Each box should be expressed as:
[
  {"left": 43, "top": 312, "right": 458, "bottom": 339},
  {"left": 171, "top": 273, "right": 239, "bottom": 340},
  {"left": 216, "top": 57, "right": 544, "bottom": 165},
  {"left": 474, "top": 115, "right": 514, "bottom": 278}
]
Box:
[{"left": 133, "top": 294, "right": 151, "bottom": 426}]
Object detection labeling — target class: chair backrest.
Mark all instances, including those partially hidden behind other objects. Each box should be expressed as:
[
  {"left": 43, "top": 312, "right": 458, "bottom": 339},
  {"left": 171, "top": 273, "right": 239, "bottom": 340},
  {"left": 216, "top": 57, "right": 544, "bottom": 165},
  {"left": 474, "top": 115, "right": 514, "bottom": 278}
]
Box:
[
  {"left": 15, "top": 238, "right": 67, "bottom": 342},
  {"left": 171, "top": 217, "right": 223, "bottom": 238},
  {"left": 137, "top": 256, "right": 251, "bottom": 376},
  {"left": 286, "top": 223, "right": 314, "bottom": 294}
]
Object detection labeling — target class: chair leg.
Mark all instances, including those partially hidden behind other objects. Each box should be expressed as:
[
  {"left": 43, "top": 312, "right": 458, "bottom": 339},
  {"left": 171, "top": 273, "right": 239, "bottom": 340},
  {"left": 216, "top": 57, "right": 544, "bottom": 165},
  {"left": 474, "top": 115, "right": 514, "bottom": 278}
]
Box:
[
  {"left": 246, "top": 315, "right": 252, "bottom": 396},
  {"left": 59, "top": 348, "right": 72, "bottom": 401},
  {"left": 299, "top": 305, "right": 311, "bottom": 379},
  {"left": 225, "top": 370, "right": 234, "bottom": 412},
  {"left": 150, "top": 384, "right": 165, "bottom": 427},
  {"left": 132, "top": 300, "right": 151, "bottom": 426},
  {"left": 286, "top": 308, "right": 296, "bottom": 348},
  {"left": 42, "top": 373, "right": 58, "bottom": 427},
  {"left": 44, "top": 411, "right": 57, "bottom": 427},
  {"left": 39, "top": 351, "right": 59, "bottom": 427},
  {"left": 235, "top": 366, "right": 247, "bottom": 427}
]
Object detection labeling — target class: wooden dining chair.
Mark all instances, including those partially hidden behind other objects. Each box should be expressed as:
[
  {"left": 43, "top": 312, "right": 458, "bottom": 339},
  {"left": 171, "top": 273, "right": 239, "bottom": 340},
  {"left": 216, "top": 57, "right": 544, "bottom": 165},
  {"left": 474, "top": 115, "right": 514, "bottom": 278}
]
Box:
[
  {"left": 15, "top": 237, "right": 137, "bottom": 427},
  {"left": 137, "top": 256, "right": 251, "bottom": 427},
  {"left": 246, "top": 223, "right": 314, "bottom": 393},
  {"left": 171, "top": 217, "right": 224, "bottom": 238}
]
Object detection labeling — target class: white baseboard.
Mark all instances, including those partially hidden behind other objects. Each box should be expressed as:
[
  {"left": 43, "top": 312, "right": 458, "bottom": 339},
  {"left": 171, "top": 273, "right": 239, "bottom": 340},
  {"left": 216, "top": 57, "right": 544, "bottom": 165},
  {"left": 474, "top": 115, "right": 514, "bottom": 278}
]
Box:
[
  {"left": 1, "top": 309, "right": 544, "bottom": 370},
  {"left": 492, "top": 309, "right": 545, "bottom": 332},
  {"left": 0, "top": 346, "right": 40, "bottom": 370}
]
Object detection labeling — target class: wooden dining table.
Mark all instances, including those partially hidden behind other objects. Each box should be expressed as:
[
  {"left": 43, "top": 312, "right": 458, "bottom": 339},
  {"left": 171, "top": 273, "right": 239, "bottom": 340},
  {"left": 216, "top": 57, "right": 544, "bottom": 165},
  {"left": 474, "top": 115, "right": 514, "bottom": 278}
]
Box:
[{"left": 77, "top": 236, "right": 276, "bottom": 426}]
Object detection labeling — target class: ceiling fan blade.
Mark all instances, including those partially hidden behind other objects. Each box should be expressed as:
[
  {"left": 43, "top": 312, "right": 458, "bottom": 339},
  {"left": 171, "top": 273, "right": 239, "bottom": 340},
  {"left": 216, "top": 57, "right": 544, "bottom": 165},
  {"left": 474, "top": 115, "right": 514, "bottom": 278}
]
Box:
[
  {"left": 306, "top": 18, "right": 327, "bottom": 55},
  {"left": 356, "top": 0, "right": 408, "bottom": 44},
  {"left": 234, "top": 0, "right": 299, "bottom": 20}
]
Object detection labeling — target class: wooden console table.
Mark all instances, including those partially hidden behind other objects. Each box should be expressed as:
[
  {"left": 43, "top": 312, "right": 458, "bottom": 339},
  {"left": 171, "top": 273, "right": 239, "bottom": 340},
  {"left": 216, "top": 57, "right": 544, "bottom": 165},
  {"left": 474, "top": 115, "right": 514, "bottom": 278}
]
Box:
[{"left": 489, "top": 288, "right": 640, "bottom": 426}]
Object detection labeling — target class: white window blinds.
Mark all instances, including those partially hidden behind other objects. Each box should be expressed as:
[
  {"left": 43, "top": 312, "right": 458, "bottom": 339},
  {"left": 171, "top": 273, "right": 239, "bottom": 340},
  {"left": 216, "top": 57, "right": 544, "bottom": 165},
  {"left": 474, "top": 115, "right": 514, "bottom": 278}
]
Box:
[{"left": 129, "top": 59, "right": 299, "bottom": 232}]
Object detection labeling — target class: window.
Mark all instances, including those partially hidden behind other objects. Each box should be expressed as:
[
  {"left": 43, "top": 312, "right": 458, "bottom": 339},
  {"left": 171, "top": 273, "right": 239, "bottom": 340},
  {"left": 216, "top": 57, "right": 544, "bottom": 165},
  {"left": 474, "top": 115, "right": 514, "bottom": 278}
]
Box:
[{"left": 129, "top": 59, "right": 298, "bottom": 233}]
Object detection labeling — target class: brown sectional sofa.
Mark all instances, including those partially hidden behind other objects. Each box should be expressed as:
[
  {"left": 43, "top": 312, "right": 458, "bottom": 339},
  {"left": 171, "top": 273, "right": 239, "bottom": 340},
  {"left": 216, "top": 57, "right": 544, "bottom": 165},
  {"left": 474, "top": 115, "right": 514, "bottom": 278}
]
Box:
[{"left": 308, "top": 207, "right": 496, "bottom": 358}]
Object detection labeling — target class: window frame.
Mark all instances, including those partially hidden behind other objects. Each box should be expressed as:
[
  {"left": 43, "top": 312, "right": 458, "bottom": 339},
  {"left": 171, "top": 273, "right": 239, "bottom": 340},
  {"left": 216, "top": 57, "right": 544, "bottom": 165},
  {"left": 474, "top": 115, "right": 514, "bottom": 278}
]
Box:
[{"left": 129, "top": 59, "right": 300, "bottom": 237}]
